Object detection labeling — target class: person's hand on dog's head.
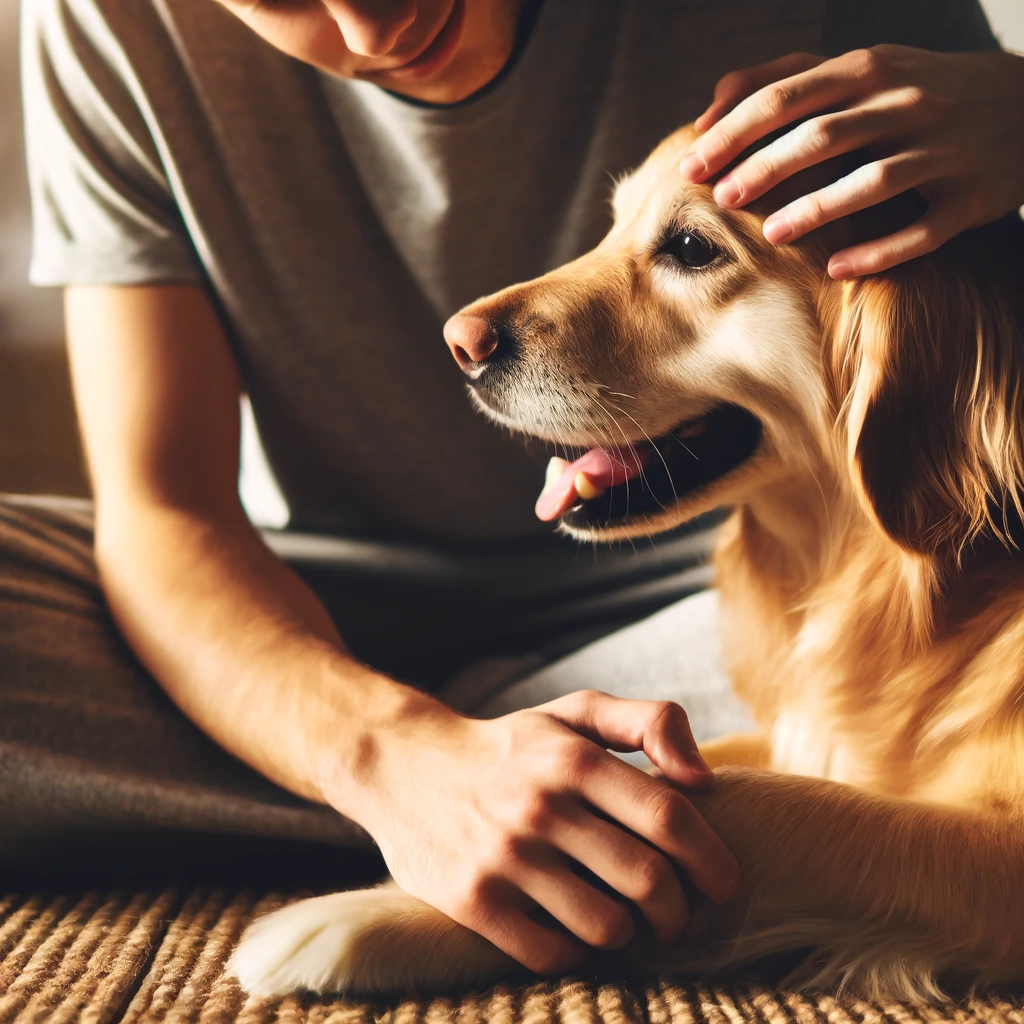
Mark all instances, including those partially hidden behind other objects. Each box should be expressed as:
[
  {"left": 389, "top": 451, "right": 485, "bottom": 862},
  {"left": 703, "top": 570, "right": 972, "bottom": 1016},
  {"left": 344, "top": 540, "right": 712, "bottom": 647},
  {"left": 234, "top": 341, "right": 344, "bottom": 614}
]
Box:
[{"left": 680, "top": 45, "right": 1024, "bottom": 279}]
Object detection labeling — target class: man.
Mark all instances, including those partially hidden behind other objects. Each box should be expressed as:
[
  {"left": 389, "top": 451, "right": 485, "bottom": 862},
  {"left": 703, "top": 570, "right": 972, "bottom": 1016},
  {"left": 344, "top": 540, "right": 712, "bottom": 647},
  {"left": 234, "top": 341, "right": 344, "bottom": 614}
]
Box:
[{"left": 10, "top": 0, "right": 1022, "bottom": 975}]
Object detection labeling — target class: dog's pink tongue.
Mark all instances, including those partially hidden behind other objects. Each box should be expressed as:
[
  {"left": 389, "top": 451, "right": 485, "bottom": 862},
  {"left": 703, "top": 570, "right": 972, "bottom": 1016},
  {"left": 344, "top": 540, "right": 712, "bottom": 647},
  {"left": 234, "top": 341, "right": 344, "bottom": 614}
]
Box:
[{"left": 535, "top": 448, "right": 648, "bottom": 522}]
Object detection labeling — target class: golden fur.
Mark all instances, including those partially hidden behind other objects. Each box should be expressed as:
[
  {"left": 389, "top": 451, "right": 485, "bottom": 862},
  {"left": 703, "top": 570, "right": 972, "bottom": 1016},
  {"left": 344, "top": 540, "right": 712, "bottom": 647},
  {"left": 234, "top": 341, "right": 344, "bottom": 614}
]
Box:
[{"left": 230, "top": 126, "right": 1024, "bottom": 1001}]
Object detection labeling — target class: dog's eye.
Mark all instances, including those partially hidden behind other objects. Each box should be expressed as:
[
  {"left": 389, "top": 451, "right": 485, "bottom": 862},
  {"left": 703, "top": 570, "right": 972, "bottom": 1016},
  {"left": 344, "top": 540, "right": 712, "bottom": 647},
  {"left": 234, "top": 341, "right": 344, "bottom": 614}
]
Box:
[{"left": 664, "top": 231, "right": 721, "bottom": 270}]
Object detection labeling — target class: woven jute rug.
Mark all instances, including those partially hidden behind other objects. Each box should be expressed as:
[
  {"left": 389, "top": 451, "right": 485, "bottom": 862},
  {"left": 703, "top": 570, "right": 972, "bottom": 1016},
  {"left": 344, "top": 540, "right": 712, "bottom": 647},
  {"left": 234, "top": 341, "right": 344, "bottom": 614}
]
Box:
[{"left": 2, "top": 888, "right": 1023, "bottom": 1024}]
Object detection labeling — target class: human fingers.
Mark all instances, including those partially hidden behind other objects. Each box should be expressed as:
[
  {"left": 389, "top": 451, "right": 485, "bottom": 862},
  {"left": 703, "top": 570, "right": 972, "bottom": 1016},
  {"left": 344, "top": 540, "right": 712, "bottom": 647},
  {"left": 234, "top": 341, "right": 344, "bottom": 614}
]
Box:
[
  {"left": 456, "top": 877, "right": 585, "bottom": 975},
  {"left": 710, "top": 103, "right": 901, "bottom": 209},
  {"left": 693, "top": 52, "right": 826, "bottom": 132},
  {"left": 512, "top": 845, "right": 636, "bottom": 950},
  {"left": 827, "top": 202, "right": 963, "bottom": 278},
  {"left": 571, "top": 747, "right": 740, "bottom": 904},
  {"left": 540, "top": 689, "right": 713, "bottom": 789},
  {"left": 552, "top": 800, "right": 690, "bottom": 941},
  {"left": 683, "top": 49, "right": 886, "bottom": 183},
  {"left": 759, "top": 151, "right": 933, "bottom": 247}
]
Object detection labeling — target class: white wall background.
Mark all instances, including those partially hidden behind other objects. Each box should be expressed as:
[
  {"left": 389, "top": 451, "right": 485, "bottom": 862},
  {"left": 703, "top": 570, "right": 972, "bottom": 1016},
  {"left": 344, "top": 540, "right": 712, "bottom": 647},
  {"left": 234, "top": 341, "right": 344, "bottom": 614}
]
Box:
[{"left": 985, "top": 0, "right": 1024, "bottom": 50}]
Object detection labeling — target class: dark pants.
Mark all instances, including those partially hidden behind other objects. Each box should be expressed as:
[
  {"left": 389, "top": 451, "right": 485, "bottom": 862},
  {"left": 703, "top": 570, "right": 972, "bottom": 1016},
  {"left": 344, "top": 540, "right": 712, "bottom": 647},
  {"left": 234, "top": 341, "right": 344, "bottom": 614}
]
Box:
[{"left": 0, "top": 494, "right": 716, "bottom": 881}]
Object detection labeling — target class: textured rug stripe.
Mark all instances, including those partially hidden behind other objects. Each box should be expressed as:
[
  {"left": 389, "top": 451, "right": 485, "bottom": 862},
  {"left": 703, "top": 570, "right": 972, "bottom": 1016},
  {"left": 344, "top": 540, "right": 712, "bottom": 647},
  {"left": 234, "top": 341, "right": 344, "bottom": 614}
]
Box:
[
  {"left": 0, "top": 889, "right": 179, "bottom": 1024},
  {"left": 3, "top": 889, "right": 1024, "bottom": 1023}
]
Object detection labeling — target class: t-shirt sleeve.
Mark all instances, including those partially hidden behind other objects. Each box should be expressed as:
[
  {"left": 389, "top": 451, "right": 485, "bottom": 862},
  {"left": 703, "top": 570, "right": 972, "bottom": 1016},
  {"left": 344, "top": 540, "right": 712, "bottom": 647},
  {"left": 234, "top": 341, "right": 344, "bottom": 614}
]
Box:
[
  {"left": 21, "top": 0, "right": 202, "bottom": 287},
  {"left": 823, "top": 0, "right": 1000, "bottom": 57}
]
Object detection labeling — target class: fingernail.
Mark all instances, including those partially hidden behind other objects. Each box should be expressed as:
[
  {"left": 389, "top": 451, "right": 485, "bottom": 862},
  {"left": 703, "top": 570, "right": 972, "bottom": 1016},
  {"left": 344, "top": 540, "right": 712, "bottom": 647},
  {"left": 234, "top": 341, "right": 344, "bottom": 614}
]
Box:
[
  {"left": 763, "top": 215, "right": 794, "bottom": 245},
  {"left": 679, "top": 153, "right": 706, "bottom": 181},
  {"left": 829, "top": 259, "right": 854, "bottom": 279},
  {"left": 713, "top": 180, "right": 741, "bottom": 207}
]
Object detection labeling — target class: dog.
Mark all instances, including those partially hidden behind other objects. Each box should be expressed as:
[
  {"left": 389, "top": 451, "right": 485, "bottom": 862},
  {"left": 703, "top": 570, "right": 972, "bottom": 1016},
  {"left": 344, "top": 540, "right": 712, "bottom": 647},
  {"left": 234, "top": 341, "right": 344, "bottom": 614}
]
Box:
[{"left": 229, "top": 124, "right": 1024, "bottom": 1001}]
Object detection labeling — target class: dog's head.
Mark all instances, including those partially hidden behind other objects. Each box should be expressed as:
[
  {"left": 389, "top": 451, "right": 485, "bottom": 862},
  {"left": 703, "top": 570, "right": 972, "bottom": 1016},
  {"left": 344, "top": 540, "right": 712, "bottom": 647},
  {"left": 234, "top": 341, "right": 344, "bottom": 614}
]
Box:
[{"left": 445, "top": 126, "right": 1024, "bottom": 555}]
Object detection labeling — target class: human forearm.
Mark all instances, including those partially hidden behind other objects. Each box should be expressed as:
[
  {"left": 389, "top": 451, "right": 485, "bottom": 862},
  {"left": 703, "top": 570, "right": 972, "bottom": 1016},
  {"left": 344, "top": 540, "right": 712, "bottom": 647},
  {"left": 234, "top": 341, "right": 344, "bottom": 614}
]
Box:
[{"left": 93, "top": 496, "right": 427, "bottom": 810}]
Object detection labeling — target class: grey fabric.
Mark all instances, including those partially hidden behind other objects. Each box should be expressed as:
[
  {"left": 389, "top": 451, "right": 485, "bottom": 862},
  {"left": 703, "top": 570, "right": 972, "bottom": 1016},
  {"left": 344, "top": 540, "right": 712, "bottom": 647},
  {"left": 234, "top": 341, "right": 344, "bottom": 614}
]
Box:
[
  {"left": 0, "top": 493, "right": 725, "bottom": 865},
  {"left": 441, "top": 589, "right": 754, "bottom": 771},
  {"left": 21, "top": 0, "right": 998, "bottom": 547},
  {"left": 451, "top": 590, "right": 751, "bottom": 742}
]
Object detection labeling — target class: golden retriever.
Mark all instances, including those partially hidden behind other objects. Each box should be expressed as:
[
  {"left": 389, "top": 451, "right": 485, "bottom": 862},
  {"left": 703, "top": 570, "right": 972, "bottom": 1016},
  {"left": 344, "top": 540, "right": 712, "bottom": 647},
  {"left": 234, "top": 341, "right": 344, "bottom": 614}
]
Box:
[{"left": 229, "top": 125, "right": 1024, "bottom": 1001}]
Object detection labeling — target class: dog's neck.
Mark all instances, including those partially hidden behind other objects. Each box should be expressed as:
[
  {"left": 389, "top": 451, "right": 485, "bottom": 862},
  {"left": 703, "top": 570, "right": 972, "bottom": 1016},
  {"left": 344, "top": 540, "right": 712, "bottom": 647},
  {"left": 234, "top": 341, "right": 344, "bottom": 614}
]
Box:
[{"left": 735, "top": 468, "right": 1024, "bottom": 626}]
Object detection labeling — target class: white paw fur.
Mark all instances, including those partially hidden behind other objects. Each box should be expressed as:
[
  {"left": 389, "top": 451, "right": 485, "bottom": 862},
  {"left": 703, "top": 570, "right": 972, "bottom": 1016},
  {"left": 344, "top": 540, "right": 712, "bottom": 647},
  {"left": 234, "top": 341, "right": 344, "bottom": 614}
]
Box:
[{"left": 228, "top": 882, "right": 515, "bottom": 997}]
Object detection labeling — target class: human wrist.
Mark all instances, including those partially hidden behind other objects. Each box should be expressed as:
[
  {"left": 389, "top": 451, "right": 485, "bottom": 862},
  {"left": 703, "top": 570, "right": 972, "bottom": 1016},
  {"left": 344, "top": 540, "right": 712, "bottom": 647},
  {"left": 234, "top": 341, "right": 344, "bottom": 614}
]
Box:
[{"left": 310, "top": 660, "right": 457, "bottom": 825}]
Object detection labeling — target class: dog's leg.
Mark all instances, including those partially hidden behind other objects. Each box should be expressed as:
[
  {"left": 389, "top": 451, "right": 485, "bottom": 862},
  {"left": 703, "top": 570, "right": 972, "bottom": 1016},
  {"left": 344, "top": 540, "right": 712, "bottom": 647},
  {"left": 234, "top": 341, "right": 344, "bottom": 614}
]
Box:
[
  {"left": 228, "top": 879, "right": 516, "bottom": 997},
  {"left": 232, "top": 760, "right": 1024, "bottom": 1001},
  {"left": 225, "top": 734, "right": 764, "bottom": 1000},
  {"left": 673, "top": 767, "right": 1024, "bottom": 999}
]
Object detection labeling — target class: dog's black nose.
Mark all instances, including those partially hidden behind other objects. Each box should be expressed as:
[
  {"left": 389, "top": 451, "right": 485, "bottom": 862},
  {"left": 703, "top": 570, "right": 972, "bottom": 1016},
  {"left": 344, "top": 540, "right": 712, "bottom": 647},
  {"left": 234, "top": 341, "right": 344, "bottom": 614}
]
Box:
[{"left": 444, "top": 314, "right": 499, "bottom": 373}]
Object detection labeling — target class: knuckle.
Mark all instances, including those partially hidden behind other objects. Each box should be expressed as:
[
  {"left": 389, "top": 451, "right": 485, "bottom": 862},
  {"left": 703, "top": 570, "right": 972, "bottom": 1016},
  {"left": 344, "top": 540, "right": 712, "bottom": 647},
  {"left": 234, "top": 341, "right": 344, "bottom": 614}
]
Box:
[
  {"left": 653, "top": 699, "right": 680, "bottom": 721},
  {"left": 895, "top": 84, "right": 929, "bottom": 113},
  {"left": 451, "top": 873, "right": 498, "bottom": 922},
  {"left": 490, "top": 831, "right": 525, "bottom": 868},
  {"left": 856, "top": 47, "right": 889, "bottom": 81},
  {"left": 650, "top": 699, "right": 688, "bottom": 736},
  {"left": 869, "top": 161, "right": 900, "bottom": 193},
  {"left": 516, "top": 789, "right": 559, "bottom": 834},
  {"left": 799, "top": 193, "right": 826, "bottom": 226},
  {"left": 565, "top": 739, "right": 602, "bottom": 780},
  {"left": 588, "top": 906, "right": 632, "bottom": 949},
  {"left": 758, "top": 82, "right": 793, "bottom": 121},
  {"left": 801, "top": 115, "right": 838, "bottom": 154},
  {"left": 630, "top": 849, "right": 675, "bottom": 901},
  {"left": 572, "top": 688, "right": 604, "bottom": 713},
  {"left": 648, "top": 788, "right": 690, "bottom": 838}
]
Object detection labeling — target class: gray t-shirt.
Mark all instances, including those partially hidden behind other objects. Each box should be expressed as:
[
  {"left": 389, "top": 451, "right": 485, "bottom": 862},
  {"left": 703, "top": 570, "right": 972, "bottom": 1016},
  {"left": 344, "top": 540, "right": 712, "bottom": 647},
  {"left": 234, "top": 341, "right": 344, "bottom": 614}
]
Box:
[{"left": 22, "top": 0, "right": 997, "bottom": 547}]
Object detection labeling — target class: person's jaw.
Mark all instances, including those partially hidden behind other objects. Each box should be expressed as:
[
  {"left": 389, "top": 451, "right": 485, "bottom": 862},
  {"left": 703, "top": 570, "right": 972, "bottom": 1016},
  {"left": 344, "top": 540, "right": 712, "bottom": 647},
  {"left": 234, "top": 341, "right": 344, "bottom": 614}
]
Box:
[{"left": 216, "top": 0, "right": 527, "bottom": 105}]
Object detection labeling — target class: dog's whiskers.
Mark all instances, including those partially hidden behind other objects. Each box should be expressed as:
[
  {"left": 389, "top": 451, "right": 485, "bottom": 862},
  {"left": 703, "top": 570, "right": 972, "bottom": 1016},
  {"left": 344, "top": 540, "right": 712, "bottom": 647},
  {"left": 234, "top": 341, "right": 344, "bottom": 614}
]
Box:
[
  {"left": 605, "top": 399, "right": 679, "bottom": 512},
  {"left": 591, "top": 399, "right": 635, "bottom": 522}
]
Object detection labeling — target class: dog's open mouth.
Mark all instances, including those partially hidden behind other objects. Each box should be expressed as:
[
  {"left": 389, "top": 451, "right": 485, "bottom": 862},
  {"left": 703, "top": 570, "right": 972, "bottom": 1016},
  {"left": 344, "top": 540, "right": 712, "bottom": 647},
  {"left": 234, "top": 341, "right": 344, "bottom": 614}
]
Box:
[{"left": 536, "top": 403, "right": 763, "bottom": 530}]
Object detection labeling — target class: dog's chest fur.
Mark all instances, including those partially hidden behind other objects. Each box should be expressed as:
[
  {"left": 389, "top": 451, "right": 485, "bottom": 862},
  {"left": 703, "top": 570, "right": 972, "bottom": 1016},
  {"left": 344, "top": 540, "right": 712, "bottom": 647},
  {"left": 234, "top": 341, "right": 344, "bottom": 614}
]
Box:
[{"left": 714, "top": 504, "right": 1024, "bottom": 808}]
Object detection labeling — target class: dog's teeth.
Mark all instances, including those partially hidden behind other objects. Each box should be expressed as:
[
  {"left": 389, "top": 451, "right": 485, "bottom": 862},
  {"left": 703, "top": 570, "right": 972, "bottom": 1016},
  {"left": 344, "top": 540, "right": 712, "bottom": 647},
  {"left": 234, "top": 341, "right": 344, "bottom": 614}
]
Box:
[
  {"left": 574, "top": 472, "right": 605, "bottom": 501},
  {"left": 677, "top": 417, "right": 707, "bottom": 438}
]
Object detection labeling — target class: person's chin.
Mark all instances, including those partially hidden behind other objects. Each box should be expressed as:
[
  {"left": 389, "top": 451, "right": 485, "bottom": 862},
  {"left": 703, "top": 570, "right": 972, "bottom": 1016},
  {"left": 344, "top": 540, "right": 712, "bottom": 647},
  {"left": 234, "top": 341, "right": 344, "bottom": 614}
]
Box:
[
  {"left": 372, "top": 7, "right": 519, "bottom": 105},
  {"left": 395, "top": 49, "right": 512, "bottom": 102}
]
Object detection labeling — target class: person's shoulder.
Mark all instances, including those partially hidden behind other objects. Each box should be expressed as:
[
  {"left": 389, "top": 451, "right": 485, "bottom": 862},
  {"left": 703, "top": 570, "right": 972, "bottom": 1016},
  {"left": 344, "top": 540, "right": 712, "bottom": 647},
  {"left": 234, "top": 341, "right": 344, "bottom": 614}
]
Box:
[
  {"left": 25, "top": 0, "right": 271, "bottom": 101},
  {"left": 24, "top": 0, "right": 253, "bottom": 57},
  {"left": 23, "top": 0, "right": 171, "bottom": 68}
]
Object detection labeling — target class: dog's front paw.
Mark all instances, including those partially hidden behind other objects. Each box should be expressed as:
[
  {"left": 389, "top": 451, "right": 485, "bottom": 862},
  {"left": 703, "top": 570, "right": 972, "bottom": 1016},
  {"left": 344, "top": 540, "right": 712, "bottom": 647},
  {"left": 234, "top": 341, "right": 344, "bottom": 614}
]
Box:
[{"left": 228, "top": 884, "right": 516, "bottom": 997}]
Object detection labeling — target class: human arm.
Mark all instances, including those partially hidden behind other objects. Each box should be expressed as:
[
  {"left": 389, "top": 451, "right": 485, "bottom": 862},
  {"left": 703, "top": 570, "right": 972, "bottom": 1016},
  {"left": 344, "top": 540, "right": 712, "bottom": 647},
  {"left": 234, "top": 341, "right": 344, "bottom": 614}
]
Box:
[
  {"left": 681, "top": 45, "right": 1024, "bottom": 277},
  {"left": 66, "top": 283, "right": 739, "bottom": 972}
]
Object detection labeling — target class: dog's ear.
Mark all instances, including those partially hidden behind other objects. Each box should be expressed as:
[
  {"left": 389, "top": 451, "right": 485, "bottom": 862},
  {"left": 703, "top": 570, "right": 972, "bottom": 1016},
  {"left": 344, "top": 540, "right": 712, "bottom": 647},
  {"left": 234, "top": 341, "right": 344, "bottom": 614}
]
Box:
[{"left": 826, "top": 215, "right": 1024, "bottom": 556}]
